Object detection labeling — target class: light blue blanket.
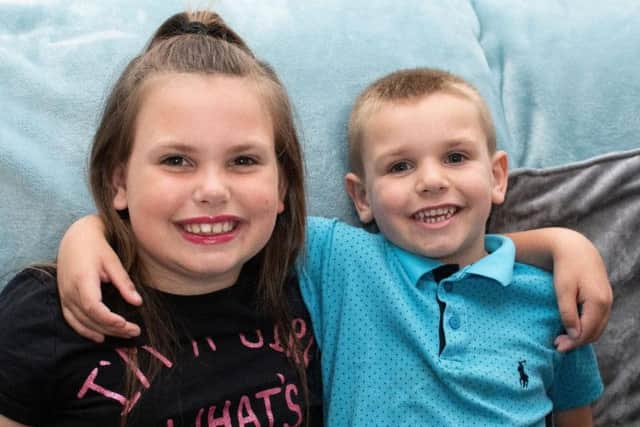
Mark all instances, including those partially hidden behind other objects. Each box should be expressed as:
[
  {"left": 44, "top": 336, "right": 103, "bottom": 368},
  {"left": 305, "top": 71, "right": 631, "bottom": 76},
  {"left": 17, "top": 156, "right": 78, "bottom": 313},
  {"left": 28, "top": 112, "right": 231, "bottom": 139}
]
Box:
[{"left": 1, "top": 1, "right": 639, "bottom": 425}]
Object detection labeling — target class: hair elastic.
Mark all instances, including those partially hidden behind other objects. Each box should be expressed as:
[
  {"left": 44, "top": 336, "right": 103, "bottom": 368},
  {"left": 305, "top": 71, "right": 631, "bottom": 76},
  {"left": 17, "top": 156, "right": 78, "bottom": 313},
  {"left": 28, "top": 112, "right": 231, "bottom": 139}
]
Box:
[{"left": 183, "top": 21, "right": 209, "bottom": 35}]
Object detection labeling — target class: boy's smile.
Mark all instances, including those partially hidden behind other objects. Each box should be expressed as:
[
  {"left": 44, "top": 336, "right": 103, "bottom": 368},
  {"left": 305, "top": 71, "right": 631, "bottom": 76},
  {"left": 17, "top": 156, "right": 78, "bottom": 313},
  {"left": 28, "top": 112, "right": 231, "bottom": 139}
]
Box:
[
  {"left": 412, "top": 205, "right": 457, "bottom": 227},
  {"left": 346, "top": 92, "right": 508, "bottom": 266}
]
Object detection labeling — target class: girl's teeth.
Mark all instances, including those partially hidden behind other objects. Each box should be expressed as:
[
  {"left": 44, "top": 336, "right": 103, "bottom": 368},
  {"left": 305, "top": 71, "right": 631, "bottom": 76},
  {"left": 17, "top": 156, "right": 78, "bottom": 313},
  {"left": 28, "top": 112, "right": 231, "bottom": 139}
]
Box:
[{"left": 184, "top": 222, "right": 235, "bottom": 235}]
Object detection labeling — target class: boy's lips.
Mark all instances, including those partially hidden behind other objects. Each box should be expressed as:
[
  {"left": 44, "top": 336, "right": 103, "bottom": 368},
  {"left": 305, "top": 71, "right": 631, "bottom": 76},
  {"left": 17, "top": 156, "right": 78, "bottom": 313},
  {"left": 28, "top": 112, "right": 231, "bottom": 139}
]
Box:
[{"left": 412, "top": 205, "right": 458, "bottom": 224}]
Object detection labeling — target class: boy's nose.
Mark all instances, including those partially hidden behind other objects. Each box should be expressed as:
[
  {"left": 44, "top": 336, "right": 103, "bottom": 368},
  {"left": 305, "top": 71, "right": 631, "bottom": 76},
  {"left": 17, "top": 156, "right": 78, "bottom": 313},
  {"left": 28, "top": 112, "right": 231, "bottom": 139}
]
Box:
[
  {"left": 415, "top": 165, "right": 449, "bottom": 194},
  {"left": 192, "top": 168, "right": 230, "bottom": 206}
]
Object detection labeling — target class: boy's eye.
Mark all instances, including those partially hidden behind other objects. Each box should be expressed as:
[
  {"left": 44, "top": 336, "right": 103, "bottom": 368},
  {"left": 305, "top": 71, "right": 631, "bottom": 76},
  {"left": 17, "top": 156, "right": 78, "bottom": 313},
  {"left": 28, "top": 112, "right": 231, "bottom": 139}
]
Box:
[
  {"left": 230, "top": 156, "right": 258, "bottom": 167},
  {"left": 389, "top": 161, "right": 412, "bottom": 173},
  {"left": 161, "top": 155, "right": 190, "bottom": 167},
  {"left": 445, "top": 152, "right": 466, "bottom": 164}
]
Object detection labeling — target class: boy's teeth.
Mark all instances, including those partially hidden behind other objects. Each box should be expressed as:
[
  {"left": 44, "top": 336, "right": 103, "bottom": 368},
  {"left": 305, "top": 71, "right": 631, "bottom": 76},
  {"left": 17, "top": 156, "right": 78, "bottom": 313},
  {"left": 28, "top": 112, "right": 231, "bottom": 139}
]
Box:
[
  {"left": 414, "top": 207, "right": 457, "bottom": 223},
  {"left": 183, "top": 221, "right": 236, "bottom": 235}
]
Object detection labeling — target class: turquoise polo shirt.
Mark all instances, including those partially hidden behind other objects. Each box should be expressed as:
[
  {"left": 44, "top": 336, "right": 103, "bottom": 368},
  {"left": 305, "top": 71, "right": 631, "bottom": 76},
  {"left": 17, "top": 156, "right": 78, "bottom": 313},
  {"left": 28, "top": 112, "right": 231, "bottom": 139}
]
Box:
[{"left": 299, "top": 217, "right": 603, "bottom": 426}]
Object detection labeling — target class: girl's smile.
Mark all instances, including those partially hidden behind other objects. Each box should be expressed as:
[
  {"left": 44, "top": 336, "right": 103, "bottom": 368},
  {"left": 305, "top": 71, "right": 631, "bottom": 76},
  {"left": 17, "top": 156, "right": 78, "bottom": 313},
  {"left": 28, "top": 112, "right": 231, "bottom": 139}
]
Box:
[
  {"left": 112, "top": 73, "right": 285, "bottom": 295},
  {"left": 177, "top": 215, "right": 241, "bottom": 244}
]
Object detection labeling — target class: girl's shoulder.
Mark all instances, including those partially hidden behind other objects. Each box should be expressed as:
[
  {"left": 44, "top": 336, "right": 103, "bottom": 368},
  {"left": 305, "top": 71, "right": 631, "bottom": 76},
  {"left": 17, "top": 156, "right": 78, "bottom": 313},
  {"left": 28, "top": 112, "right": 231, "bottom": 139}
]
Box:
[{"left": 0, "top": 267, "right": 60, "bottom": 319}]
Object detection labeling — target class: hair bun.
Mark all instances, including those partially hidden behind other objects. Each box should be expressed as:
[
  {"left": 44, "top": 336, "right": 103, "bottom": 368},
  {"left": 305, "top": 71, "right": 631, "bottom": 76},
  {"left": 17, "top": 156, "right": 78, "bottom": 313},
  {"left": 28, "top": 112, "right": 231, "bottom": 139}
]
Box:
[{"left": 149, "top": 11, "right": 253, "bottom": 57}]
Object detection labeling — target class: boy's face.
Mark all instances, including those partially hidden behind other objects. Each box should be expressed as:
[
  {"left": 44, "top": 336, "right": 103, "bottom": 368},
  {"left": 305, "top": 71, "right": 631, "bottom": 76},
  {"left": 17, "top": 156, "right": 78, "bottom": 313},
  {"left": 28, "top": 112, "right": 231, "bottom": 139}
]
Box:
[{"left": 345, "top": 92, "right": 508, "bottom": 266}]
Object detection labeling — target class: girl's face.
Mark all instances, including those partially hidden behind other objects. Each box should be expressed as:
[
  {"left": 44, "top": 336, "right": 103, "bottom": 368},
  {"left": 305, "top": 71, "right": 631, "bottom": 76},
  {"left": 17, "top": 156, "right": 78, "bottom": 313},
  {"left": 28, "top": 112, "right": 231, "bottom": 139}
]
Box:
[{"left": 112, "top": 73, "right": 285, "bottom": 295}]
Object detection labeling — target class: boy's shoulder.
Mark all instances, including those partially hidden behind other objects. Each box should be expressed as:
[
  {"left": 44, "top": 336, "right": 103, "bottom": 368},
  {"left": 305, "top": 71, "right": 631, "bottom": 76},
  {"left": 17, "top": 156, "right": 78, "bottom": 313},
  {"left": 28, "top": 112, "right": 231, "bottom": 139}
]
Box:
[{"left": 307, "top": 216, "right": 386, "bottom": 250}]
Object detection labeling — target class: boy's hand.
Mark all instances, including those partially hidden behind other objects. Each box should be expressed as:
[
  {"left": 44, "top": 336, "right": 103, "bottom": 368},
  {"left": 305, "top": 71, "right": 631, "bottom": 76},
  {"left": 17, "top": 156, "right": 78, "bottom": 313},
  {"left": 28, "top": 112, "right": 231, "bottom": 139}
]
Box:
[
  {"left": 551, "top": 229, "right": 612, "bottom": 352},
  {"left": 57, "top": 215, "right": 142, "bottom": 342},
  {"left": 509, "top": 227, "right": 613, "bottom": 352}
]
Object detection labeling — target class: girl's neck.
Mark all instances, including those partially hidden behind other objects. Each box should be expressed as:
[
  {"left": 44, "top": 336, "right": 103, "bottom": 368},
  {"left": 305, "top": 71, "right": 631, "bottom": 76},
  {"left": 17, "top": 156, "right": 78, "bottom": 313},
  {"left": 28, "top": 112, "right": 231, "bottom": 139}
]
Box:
[{"left": 139, "top": 253, "right": 243, "bottom": 296}]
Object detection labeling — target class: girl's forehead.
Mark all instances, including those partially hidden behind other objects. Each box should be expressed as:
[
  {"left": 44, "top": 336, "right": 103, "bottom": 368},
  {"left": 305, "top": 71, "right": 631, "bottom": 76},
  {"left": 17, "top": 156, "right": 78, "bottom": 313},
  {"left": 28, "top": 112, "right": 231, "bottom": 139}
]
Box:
[{"left": 132, "top": 73, "right": 276, "bottom": 152}]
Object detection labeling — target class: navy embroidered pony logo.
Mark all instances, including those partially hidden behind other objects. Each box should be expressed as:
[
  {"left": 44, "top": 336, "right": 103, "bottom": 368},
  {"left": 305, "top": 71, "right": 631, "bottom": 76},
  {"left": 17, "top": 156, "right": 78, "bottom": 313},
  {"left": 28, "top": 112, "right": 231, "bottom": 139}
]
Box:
[{"left": 517, "top": 359, "right": 529, "bottom": 389}]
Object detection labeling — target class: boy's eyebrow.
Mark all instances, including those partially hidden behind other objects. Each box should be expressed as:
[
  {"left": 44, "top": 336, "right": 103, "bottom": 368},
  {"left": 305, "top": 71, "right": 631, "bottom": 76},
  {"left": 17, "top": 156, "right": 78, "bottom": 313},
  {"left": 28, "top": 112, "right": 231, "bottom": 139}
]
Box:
[{"left": 373, "top": 146, "right": 410, "bottom": 159}]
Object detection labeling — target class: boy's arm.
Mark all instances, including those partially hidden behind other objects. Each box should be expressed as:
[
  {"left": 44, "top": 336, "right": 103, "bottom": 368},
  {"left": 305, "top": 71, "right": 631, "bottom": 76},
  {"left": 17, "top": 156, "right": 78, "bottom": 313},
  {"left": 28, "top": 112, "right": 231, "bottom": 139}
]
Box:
[
  {"left": 554, "top": 406, "right": 593, "bottom": 427},
  {"left": 507, "top": 227, "right": 612, "bottom": 352},
  {"left": 57, "top": 215, "right": 141, "bottom": 342}
]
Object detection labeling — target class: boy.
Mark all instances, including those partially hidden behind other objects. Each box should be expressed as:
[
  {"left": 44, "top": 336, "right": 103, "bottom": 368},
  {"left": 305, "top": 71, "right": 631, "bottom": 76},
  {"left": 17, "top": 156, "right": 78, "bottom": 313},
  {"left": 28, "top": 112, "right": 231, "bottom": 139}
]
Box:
[{"left": 299, "top": 68, "right": 602, "bottom": 425}]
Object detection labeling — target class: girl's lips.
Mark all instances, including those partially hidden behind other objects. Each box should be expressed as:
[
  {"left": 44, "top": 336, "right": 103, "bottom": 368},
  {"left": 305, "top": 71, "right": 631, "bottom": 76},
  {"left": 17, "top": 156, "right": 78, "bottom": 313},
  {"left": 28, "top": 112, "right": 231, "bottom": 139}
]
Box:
[{"left": 176, "top": 216, "right": 241, "bottom": 245}]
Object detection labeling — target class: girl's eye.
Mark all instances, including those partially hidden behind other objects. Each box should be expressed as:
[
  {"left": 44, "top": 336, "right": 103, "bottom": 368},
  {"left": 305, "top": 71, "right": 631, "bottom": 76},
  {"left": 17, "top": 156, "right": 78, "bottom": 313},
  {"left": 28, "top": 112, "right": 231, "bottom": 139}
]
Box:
[
  {"left": 445, "top": 152, "right": 466, "bottom": 164},
  {"left": 231, "top": 156, "right": 258, "bottom": 167},
  {"left": 161, "top": 156, "right": 190, "bottom": 167},
  {"left": 389, "top": 161, "right": 412, "bottom": 174}
]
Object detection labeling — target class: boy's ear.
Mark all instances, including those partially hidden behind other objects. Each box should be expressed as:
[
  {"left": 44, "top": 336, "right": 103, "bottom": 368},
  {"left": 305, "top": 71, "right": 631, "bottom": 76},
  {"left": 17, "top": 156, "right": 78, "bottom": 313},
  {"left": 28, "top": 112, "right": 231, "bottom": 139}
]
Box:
[
  {"left": 490, "top": 150, "right": 509, "bottom": 205},
  {"left": 344, "top": 172, "right": 374, "bottom": 224},
  {"left": 112, "top": 166, "right": 128, "bottom": 210}
]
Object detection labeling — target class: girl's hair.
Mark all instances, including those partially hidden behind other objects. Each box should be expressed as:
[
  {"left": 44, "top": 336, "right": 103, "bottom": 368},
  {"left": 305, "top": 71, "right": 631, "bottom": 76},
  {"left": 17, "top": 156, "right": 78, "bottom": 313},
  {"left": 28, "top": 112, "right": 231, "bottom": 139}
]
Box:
[{"left": 88, "top": 10, "right": 307, "bottom": 424}]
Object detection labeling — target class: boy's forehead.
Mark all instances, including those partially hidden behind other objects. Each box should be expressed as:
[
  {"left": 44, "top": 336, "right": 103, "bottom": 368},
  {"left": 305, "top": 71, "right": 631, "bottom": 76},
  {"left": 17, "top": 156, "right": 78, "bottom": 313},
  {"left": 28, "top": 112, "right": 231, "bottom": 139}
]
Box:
[
  {"left": 360, "top": 93, "right": 491, "bottom": 155},
  {"left": 364, "top": 92, "right": 482, "bottom": 133}
]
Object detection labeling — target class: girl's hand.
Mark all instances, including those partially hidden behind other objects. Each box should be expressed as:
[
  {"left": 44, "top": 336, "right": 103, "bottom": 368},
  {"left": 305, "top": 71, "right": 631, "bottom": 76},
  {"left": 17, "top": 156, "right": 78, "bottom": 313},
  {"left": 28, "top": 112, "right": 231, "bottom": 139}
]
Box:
[
  {"left": 509, "top": 228, "right": 613, "bottom": 352},
  {"left": 57, "top": 215, "right": 142, "bottom": 342},
  {"left": 549, "top": 228, "right": 612, "bottom": 352}
]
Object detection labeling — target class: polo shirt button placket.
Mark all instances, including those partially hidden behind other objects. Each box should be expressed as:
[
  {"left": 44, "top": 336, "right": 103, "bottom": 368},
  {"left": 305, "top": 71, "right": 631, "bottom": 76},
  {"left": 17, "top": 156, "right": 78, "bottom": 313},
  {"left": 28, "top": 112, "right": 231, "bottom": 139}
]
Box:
[{"left": 443, "top": 282, "right": 453, "bottom": 293}]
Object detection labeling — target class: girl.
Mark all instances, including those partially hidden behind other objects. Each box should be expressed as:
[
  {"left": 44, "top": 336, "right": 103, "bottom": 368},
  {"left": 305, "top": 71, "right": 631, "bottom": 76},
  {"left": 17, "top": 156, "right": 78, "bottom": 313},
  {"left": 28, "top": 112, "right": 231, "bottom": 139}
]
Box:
[{"left": 0, "top": 11, "right": 320, "bottom": 426}]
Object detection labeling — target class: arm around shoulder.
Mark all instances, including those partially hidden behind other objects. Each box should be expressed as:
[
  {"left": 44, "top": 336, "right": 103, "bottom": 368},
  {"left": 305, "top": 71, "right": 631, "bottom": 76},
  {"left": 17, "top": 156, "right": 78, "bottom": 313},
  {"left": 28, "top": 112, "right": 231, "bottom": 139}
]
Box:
[
  {"left": 507, "top": 227, "right": 612, "bottom": 350},
  {"left": 56, "top": 214, "right": 142, "bottom": 341}
]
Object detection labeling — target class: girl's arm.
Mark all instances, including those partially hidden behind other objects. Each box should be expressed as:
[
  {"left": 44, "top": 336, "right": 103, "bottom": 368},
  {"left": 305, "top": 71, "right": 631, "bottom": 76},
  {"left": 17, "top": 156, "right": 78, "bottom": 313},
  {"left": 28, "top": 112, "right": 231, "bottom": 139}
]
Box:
[
  {"left": 508, "top": 228, "right": 612, "bottom": 352},
  {"left": 0, "top": 415, "right": 30, "bottom": 427},
  {"left": 554, "top": 406, "right": 593, "bottom": 427},
  {"left": 58, "top": 216, "right": 612, "bottom": 349}
]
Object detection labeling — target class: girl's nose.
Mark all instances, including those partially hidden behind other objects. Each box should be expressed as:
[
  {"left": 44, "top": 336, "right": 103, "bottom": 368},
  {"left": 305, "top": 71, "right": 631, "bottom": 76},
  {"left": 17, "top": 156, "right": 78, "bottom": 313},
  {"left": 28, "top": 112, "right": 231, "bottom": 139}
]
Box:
[{"left": 192, "top": 168, "right": 230, "bottom": 206}]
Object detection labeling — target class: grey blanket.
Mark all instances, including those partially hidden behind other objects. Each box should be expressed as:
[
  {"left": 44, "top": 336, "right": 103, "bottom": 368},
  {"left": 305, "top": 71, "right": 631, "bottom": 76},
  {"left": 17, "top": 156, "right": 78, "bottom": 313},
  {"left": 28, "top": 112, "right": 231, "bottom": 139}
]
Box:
[{"left": 489, "top": 149, "right": 640, "bottom": 425}]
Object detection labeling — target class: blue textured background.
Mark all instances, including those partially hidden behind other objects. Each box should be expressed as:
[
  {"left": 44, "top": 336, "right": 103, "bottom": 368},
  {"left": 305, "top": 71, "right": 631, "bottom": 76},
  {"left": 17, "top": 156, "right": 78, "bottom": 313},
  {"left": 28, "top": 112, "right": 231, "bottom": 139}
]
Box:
[{"left": 1, "top": 0, "right": 639, "bottom": 279}]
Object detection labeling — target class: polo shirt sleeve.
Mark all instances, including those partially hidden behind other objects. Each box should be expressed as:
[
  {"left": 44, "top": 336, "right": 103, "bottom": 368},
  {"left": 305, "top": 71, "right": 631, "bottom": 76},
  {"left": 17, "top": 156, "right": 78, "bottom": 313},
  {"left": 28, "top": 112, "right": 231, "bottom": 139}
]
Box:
[
  {"left": 296, "top": 216, "right": 339, "bottom": 347},
  {"left": 549, "top": 344, "right": 604, "bottom": 411}
]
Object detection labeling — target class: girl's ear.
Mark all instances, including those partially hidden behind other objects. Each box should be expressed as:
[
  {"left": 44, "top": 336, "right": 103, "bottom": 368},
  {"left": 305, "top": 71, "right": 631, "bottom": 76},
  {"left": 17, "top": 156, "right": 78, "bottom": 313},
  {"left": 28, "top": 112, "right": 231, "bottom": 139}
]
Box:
[
  {"left": 277, "top": 174, "right": 287, "bottom": 214},
  {"left": 112, "top": 166, "right": 128, "bottom": 210},
  {"left": 490, "top": 150, "right": 509, "bottom": 205},
  {"left": 344, "top": 172, "right": 374, "bottom": 224}
]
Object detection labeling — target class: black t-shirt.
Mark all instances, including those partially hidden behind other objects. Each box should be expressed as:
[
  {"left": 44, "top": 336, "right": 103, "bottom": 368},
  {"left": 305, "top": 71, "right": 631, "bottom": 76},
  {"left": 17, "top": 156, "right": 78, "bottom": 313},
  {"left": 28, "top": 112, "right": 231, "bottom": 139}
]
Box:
[{"left": 0, "top": 266, "right": 322, "bottom": 426}]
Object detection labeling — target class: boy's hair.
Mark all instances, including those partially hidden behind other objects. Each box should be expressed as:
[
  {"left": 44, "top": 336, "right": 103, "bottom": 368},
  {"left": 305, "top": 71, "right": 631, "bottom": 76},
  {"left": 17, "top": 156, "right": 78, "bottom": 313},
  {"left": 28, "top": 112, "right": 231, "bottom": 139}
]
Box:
[
  {"left": 88, "top": 10, "right": 307, "bottom": 423},
  {"left": 347, "top": 68, "right": 497, "bottom": 175}
]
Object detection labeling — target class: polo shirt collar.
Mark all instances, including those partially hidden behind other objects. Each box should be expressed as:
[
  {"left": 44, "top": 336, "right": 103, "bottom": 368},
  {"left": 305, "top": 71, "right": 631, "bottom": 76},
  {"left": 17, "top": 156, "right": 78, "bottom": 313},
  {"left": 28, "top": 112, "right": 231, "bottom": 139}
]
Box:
[
  {"left": 388, "top": 234, "right": 515, "bottom": 287},
  {"left": 466, "top": 235, "right": 515, "bottom": 287}
]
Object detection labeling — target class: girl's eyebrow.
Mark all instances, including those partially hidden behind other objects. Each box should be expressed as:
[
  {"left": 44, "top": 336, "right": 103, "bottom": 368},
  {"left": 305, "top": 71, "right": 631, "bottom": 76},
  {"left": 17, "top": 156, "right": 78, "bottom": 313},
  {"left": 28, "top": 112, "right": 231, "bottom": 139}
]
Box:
[
  {"left": 152, "top": 142, "right": 198, "bottom": 153},
  {"left": 226, "top": 141, "right": 270, "bottom": 153},
  {"left": 152, "top": 140, "right": 271, "bottom": 154}
]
